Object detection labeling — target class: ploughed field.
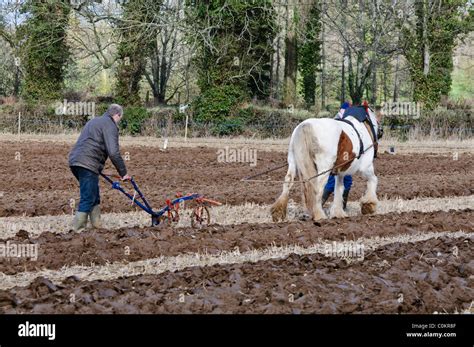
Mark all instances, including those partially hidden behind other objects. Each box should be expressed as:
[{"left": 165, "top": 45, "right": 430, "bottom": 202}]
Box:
[{"left": 0, "top": 139, "right": 472, "bottom": 313}]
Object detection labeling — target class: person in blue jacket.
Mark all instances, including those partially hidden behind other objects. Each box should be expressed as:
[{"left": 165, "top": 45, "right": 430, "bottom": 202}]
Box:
[{"left": 322, "top": 101, "right": 352, "bottom": 210}]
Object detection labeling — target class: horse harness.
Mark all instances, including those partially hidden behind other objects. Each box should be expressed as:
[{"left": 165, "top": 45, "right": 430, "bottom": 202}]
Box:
[
  {"left": 242, "top": 108, "right": 381, "bottom": 184},
  {"left": 336, "top": 106, "right": 379, "bottom": 159}
]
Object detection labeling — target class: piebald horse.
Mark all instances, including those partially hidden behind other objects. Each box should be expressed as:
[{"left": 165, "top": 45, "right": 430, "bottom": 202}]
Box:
[{"left": 271, "top": 107, "right": 380, "bottom": 222}]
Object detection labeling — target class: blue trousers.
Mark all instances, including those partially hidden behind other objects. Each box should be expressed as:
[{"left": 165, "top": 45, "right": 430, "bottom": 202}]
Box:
[
  {"left": 70, "top": 166, "right": 100, "bottom": 213},
  {"left": 324, "top": 174, "right": 352, "bottom": 193}
]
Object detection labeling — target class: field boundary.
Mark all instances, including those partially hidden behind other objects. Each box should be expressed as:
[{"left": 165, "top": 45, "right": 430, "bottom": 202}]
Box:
[{"left": 0, "top": 132, "right": 473, "bottom": 153}]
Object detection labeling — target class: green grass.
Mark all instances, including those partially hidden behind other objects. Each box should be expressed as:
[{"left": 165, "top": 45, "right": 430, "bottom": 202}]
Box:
[{"left": 450, "top": 69, "right": 474, "bottom": 99}]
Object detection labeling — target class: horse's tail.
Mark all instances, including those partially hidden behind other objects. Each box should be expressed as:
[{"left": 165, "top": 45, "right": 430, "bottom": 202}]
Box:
[
  {"left": 291, "top": 122, "right": 318, "bottom": 180},
  {"left": 291, "top": 122, "right": 320, "bottom": 213}
]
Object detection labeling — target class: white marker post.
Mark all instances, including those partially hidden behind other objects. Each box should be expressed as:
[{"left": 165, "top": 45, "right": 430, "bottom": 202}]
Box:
[
  {"left": 184, "top": 114, "right": 189, "bottom": 142},
  {"left": 179, "top": 104, "right": 189, "bottom": 142}
]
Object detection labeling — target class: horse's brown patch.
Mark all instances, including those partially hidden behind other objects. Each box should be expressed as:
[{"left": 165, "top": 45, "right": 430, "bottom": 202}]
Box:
[{"left": 332, "top": 131, "right": 355, "bottom": 173}]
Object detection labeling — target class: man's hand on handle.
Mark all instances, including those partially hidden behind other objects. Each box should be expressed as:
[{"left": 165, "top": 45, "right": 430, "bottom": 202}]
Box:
[{"left": 121, "top": 174, "right": 132, "bottom": 181}]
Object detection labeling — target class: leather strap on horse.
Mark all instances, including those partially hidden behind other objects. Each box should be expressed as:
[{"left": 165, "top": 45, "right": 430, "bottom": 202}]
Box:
[
  {"left": 336, "top": 118, "right": 364, "bottom": 159},
  {"left": 364, "top": 122, "right": 379, "bottom": 158},
  {"left": 365, "top": 114, "right": 378, "bottom": 143}
]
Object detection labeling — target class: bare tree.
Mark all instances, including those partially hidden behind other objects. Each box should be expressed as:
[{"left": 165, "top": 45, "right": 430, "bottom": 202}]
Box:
[
  {"left": 68, "top": 2, "right": 121, "bottom": 73},
  {"left": 283, "top": 0, "right": 298, "bottom": 105},
  {"left": 143, "top": 0, "right": 193, "bottom": 105},
  {"left": 322, "top": 0, "right": 409, "bottom": 104},
  {"left": 0, "top": 0, "right": 25, "bottom": 97}
]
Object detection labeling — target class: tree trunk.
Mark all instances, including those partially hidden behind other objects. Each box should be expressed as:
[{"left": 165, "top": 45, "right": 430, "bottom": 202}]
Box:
[
  {"left": 340, "top": 1, "right": 347, "bottom": 104},
  {"left": 158, "top": 51, "right": 167, "bottom": 103},
  {"left": 320, "top": 1, "right": 326, "bottom": 110},
  {"left": 270, "top": 38, "right": 275, "bottom": 99},
  {"left": 341, "top": 53, "right": 346, "bottom": 103},
  {"left": 383, "top": 61, "right": 388, "bottom": 104},
  {"left": 370, "top": 63, "right": 377, "bottom": 104},
  {"left": 272, "top": 33, "right": 282, "bottom": 100},
  {"left": 283, "top": 2, "right": 297, "bottom": 106},
  {"left": 352, "top": 91, "right": 363, "bottom": 105},
  {"left": 13, "top": 65, "right": 20, "bottom": 97},
  {"left": 422, "top": 0, "right": 430, "bottom": 76}
]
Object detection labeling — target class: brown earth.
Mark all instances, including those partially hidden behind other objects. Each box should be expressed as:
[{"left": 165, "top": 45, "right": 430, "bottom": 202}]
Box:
[
  {"left": 0, "top": 142, "right": 472, "bottom": 217},
  {"left": 0, "top": 141, "right": 472, "bottom": 315},
  {"left": 0, "top": 209, "right": 472, "bottom": 275},
  {"left": 0, "top": 235, "right": 471, "bottom": 314}
]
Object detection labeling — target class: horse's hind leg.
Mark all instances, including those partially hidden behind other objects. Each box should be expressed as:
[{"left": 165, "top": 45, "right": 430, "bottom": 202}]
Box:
[
  {"left": 271, "top": 163, "right": 296, "bottom": 222},
  {"left": 360, "top": 164, "right": 378, "bottom": 214},
  {"left": 302, "top": 170, "right": 329, "bottom": 222}
]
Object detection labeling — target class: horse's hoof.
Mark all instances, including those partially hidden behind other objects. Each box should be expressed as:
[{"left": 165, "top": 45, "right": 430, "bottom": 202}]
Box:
[
  {"left": 270, "top": 202, "right": 287, "bottom": 222},
  {"left": 361, "top": 202, "right": 377, "bottom": 215},
  {"left": 330, "top": 210, "right": 347, "bottom": 219},
  {"left": 330, "top": 213, "right": 347, "bottom": 219},
  {"left": 298, "top": 212, "right": 311, "bottom": 221},
  {"left": 271, "top": 214, "right": 282, "bottom": 222},
  {"left": 270, "top": 209, "right": 282, "bottom": 222},
  {"left": 311, "top": 211, "right": 327, "bottom": 222}
]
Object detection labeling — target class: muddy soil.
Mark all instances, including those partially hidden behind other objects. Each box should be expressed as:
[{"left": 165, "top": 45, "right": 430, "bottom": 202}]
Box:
[
  {"left": 0, "top": 141, "right": 472, "bottom": 315},
  {"left": 0, "top": 209, "right": 471, "bottom": 275},
  {"left": 0, "top": 142, "right": 472, "bottom": 217},
  {"left": 0, "top": 235, "right": 471, "bottom": 314}
]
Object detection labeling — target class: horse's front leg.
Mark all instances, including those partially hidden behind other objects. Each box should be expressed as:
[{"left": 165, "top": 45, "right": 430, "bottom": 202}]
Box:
[
  {"left": 330, "top": 174, "right": 347, "bottom": 218},
  {"left": 360, "top": 164, "right": 378, "bottom": 215}
]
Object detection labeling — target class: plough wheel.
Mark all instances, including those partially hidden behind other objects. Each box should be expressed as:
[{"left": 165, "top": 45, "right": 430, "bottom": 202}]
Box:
[
  {"left": 191, "top": 206, "right": 210, "bottom": 229},
  {"left": 162, "top": 209, "right": 179, "bottom": 225}
]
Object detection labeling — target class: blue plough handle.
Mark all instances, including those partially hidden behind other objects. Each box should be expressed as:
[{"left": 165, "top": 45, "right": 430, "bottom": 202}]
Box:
[{"left": 100, "top": 173, "right": 202, "bottom": 225}]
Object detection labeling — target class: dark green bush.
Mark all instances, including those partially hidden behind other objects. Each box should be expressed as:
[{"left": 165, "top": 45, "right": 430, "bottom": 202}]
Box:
[
  {"left": 120, "top": 106, "right": 150, "bottom": 135},
  {"left": 95, "top": 103, "right": 108, "bottom": 116},
  {"left": 193, "top": 85, "right": 246, "bottom": 123}
]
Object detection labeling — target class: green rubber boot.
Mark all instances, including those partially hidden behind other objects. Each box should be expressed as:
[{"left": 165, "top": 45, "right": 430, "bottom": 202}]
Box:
[
  {"left": 89, "top": 205, "right": 102, "bottom": 229},
  {"left": 72, "top": 211, "right": 88, "bottom": 231}
]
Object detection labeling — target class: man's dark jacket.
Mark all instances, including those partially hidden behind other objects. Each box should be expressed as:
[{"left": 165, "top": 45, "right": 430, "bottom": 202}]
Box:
[{"left": 69, "top": 114, "right": 127, "bottom": 177}]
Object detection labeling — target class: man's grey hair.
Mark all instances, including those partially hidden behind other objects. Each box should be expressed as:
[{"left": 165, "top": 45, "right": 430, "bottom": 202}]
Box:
[{"left": 105, "top": 104, "right": 123, "bottom": 118}]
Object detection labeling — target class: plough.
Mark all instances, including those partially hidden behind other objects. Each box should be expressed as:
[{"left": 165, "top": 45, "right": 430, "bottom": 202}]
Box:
[{"left": 100, "top": 173, "right": 221, "bottom": 228}]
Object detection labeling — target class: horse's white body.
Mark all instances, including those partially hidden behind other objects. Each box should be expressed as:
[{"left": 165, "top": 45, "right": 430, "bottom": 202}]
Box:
[{"left": 271, "top": 110, "right": 379, "bottom": 222}]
